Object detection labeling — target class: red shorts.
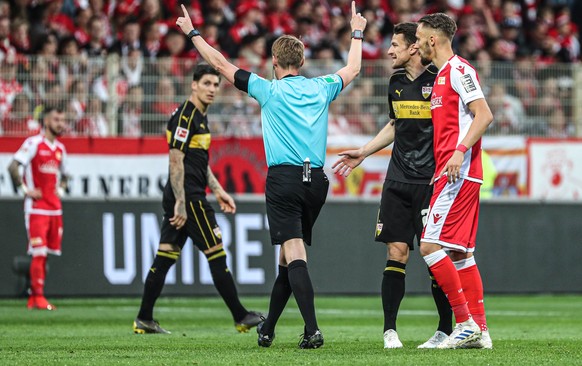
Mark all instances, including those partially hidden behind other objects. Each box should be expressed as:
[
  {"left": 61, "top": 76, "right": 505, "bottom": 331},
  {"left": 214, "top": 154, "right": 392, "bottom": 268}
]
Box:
[
  {"left": 421, "top": 178, "right": 480, "bottom": 252},
  {"left": 26, "top": 214, "right": 63, "bottom": 256}
]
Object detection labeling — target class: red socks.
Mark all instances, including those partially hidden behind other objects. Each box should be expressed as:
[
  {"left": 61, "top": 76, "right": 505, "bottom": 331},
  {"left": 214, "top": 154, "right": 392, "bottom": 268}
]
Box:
[
  {"left": 457, "top": 263, "right": 487, "bottom": 331},
  {"left": 30, "top": 256, "right": 47, "bottom": 296}
]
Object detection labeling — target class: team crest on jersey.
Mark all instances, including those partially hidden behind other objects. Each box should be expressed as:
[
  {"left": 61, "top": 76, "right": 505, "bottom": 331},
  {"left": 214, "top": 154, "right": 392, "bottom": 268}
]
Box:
[
  {"left": 437, "top": 77, "right": 446, "bottom": 85},
  {"left": 422, "top": 86, "right": 432, "bottom": 99},
  {"left": 213, "top": 226, "right": 222, "bottom": 239},
  {"left": 56, "top": 151, "right": 62, "bottom": 161},
  {"left": 174, "top": 127, "right": 189, "bottom": 142}
]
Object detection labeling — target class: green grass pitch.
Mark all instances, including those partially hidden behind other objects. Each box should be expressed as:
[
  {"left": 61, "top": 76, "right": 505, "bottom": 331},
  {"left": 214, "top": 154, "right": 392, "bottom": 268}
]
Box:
[{"left": 1, "top": 295, "right": 582, "bottom": 365}]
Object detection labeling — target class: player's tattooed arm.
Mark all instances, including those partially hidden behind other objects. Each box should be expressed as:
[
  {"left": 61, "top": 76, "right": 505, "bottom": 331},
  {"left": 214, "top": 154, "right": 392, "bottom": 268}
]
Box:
[
  {"left": 207, "top": 165, "right": 236, "bottom": 214},
  {"left": 7, "top": 160, "right": 23, "bottom": 187},
  {"left": 169, "top": 149, "right": 187, "bottom": 228}
]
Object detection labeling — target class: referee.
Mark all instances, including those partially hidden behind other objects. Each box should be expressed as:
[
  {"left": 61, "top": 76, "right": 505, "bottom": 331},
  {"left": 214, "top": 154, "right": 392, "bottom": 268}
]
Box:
[{"left": 176, "top": 1, "right": 367, "bottom": 349}]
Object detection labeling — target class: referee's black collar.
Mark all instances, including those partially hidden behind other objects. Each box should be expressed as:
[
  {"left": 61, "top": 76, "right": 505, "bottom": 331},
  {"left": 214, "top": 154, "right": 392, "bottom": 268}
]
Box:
[{"left": 281, "top": 74, "right": 300, "bottom": 79}]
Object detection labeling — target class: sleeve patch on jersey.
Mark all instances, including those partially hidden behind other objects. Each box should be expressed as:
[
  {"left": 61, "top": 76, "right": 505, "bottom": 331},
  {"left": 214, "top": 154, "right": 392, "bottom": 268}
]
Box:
[
  {"left": 323, "top": 75, "right": 338, "bottom": 83},
  {"left": 174, "top": 127, "right": 189, "bottom": 142},
  {"left": 460, "top": 74, "right": 476, "bottom": 93}
]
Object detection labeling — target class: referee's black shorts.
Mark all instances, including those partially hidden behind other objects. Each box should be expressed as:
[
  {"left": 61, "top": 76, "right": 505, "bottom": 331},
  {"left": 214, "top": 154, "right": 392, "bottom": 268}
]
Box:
[
  {"left": 375, "top": 180, "right": 433, "bottom": 249},
  {"left": 160, "top": 194, "right": 223, "bottom": 252},
  {"left": 266, "top": 165, "right": 329, "bottom": 246}
]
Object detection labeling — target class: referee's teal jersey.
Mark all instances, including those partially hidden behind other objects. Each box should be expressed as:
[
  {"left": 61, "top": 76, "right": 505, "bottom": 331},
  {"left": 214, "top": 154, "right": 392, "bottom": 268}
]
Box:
[{"left": 247, "top": 73, "right": 343, "bottom": 168}]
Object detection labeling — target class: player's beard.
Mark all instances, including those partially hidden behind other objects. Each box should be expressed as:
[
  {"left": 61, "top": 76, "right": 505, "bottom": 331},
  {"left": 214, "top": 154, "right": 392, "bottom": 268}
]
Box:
[
  {"left": 48, "top": 126, "right": 63, "bottom": 137},
  {"left": 420, "top": 55, "right": 432, "bottom": 66}
]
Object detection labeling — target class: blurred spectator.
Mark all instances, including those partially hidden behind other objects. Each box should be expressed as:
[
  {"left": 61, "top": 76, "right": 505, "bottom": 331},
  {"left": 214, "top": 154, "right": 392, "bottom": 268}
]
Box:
[
  {"left": 327, "top": 101, "right": 354, "bottom": 136},
  {"left": 10, "top": 18, "right": 30, "bottom": 55},
  {"left": 121, "top": 47, "right": 143, "bottom": 86},
  {"left": 2, "top": 93, "right": 38, "bottom": 136},
  {"left": 84, "top": 15, "right": 108, "bottom": 57},
  {"left": 237, "top": 34, "right": 267, "bottom": 73},
  {"left": 265, "top": 0, "right": 296, "bottom": 37},
  {"left": 0, "top": 15, "right": 15, "bottom": 63},
  {"left": 222, "top": 92, "right": 261, "bottom": 137},
  {"left": 0, "top": 57, "right": 23, "bottom": 121},
  {"left": 109, "top": 17, "right": 141, "bottom": 56},
  {"left": 57, "top": 36, "right": 87, "bottom": 90},
  {"left": 45, "top": 0, "right": 76, "bottom": 38},
  {"left": 226, "top": 0, "right": 266, "bottom": 57},
  {"left": 141, "top": 20, "right": 162, "bottom": 60},
  {"left": 76, "top": 96, "right": 109, "bottom": 136},
  {"left": 68, "top": 79, "right": 88, "bottom": 121},
  {"left": 545, "top": 107, "right": 573, "bottom": 138},
  {"left": 119, "top": 84, "right": 143, "bottom": 136},
  {"left": 73, "top": 6, "right": 93, "bottom": 46},
  {"left": 305, "top": 40, "right": 343, "bottom": 78},
  {"left": 487, "top": 82, "right": 526, "bottom": 135},
  {"left": 548, "top": 9, "right": 580, "bottom": 62}
]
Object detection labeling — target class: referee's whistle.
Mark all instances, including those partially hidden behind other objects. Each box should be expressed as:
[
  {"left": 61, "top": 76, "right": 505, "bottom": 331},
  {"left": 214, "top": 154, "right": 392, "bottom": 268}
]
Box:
[{"left": 302, "top": 158, "right": 311, "bottom": 183}]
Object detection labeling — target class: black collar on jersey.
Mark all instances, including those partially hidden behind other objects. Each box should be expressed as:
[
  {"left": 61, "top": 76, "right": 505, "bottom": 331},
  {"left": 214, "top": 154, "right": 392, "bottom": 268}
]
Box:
[{"left": 282, "top": 74, "right": 300, "bottom": 79}]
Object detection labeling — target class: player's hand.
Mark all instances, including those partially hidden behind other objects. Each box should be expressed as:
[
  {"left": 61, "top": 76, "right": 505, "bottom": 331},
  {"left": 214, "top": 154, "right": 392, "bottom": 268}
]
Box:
[
  {"left": 216, "top": 190, "right": 236, "bottom": 214},
  {"left": 332, "top": 148, "right": 365, "bottom": 177},
  {"left": 24, "top": 187, "right": 42, "bottom": 199},
  {"left": 440, "top": 150, "right": 464, "bottom": 183},
  {"left": 176, "top": 4, "right": 195, "bottom": 35},
  {"left": 170, "top": 200, "right": 187, "bottom": 229},
  {"left": 350, "top": 1, "right": 367, "bottom": 32}
]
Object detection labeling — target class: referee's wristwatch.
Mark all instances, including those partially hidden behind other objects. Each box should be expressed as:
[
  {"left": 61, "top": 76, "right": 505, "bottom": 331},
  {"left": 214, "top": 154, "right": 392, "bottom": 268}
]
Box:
[
  {"left": 187, "top": 29, "right": 201, "bottom": 40},
  {"left": 351, "top": 29, "right": 364, "bottom": 40}
]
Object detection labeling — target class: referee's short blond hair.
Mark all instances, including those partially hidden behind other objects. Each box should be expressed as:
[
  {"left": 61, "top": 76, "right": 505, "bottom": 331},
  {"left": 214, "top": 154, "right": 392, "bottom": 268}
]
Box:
[{"left": 271, "top": 35, "right": 304, "bottom": 69}]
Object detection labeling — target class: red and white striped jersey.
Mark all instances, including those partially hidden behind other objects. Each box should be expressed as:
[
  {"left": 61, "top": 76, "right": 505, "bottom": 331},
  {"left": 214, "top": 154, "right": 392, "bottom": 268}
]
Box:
[
  {"left": 13, "top": 134, "right": 68, "bottom": 215},
  {"left": 430, "top": 55, "right": 485, "bottom": 183}
]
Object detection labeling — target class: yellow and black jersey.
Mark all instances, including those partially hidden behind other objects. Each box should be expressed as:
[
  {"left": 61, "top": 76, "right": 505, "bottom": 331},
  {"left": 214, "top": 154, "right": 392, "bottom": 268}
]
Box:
[
  {"left": 165, "top": 100, "right": 211, "bottom": 197},
  {"left": 386, "top": 65, "right": 437, "bottom": 184}
]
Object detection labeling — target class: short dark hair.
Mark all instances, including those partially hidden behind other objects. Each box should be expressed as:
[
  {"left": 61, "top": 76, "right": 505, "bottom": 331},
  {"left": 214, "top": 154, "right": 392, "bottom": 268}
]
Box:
[
  {"left": 192, "top": 64, "right": 220, "bottom": 81},
  {"left": 40, "top": 105, "right": 64, "bottom": 126},
  {"left": 393, "top": 22, "right": 418, "bottom": 47},
  {"left": 418, "top": 13, "right": 457, "bottom": 41}
]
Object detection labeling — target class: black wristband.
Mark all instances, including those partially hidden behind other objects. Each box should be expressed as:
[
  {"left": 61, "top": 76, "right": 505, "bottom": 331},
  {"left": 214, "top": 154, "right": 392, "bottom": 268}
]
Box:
[
  {"left": 351, "top": 30, "right": 364, "bottom": 40},
  {"left": 187, "top": 29, "right": 200, "bottom": 39}
]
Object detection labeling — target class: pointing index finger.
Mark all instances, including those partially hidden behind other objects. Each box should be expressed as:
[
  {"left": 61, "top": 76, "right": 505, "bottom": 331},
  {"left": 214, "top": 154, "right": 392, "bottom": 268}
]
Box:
[
  {"left": 181, "top": 4, "right": 189, "bottom": 17},
  {"left": 352, "top": 1, "right": 356, "bottom": 16}
]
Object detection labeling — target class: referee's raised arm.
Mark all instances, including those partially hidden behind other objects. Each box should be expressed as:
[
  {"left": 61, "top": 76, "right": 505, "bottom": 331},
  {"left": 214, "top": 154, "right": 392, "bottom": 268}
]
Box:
[
  {"left": 335, "top": 1, "right": 368, "bottom": 89},
  {"left": 175, "top": 4, "right": 239, "bottom": 84}
]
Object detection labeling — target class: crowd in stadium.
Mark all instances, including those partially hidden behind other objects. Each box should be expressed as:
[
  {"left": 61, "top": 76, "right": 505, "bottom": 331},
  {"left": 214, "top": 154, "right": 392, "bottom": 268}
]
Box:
[{"left": 0, "top": 0, "right": 580, "bottom": 137}]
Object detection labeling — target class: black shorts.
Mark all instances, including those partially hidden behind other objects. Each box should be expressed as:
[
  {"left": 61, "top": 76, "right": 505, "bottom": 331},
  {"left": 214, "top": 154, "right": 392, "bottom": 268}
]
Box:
[
  {"left": 266, "top": 165, "right": 329, "bottom": 246},
  {"left": 160, "top": 195, "right": 222, "bottom": 252},
  {"left": 375, "top": 180, "right": 433, "bottom": 249}
]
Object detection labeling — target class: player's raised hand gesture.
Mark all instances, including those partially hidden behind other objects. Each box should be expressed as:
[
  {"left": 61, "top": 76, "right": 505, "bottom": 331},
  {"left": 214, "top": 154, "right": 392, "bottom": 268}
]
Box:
[
  {"left": 350, "top": 1, "right": 367, "bottom": 32},
  {"left": 176, "top": 4, "right": 195, "bottom": 35}
]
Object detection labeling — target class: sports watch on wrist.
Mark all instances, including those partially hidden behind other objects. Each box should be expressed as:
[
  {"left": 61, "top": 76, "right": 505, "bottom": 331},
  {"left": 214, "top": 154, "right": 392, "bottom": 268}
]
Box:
[
  {"left": 187, "top": 29, "right": 201, "bottom": 39},
  {"left": 351, "top": 30, "right": 364, "bottom": 40}
]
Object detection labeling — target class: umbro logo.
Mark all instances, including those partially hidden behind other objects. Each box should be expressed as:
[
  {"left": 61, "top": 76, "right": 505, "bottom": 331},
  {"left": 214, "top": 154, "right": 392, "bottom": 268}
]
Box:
[
  {"left": 395, "top": 89, "right": 403, "bottom": 97},
  {"left": 433, "top": 213, "right": 442, "bottom": 224}
]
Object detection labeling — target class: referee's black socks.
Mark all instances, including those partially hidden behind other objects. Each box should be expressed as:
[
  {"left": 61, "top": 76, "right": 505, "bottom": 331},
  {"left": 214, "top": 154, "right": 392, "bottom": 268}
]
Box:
[
  {"left": 263, "top": 265, "right": 292, "bottom": 335},
  {"left": 208, "top": 253, "right": 248, "bottom": 323},
  {"left": 288, "top": 259, "right": 318, "bottom": 335},
  {"left": 137, "top": 250, "right": 178, "bottom": 320},
  {"left": 382, "top": 260, "right": 406, "bottom": 332}
]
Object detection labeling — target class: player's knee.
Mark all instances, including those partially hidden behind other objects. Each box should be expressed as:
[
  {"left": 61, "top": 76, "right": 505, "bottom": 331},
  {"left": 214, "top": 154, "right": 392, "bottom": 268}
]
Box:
[
  {"left": 387, "top": 242, "right": 409, "bottom": 263},
  {"left": 159, "top": 243, "right": 180, "bottom": 252}
]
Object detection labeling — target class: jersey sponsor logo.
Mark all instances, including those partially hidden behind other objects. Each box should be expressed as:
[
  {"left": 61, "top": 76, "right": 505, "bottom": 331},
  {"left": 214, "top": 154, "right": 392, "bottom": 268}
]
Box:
[
  {"left": 174, "top": 127, "right": 189, "bottom": 142},
  {"left": 456, "top": 65, "right": 465, "bottom": 74},
  {"left": 422, "top": 86, "right": 432, "bottom": 99},
  {"left": 39, "top": 150, "right": 51, "bottom": 156},
  {"left": 189, "top": 133, "right": 211, "bottom": 150},
  {"left": 438, "top": 76, "right": 446, "bottom": 85},
  {"left": 433, "top": 213, "right": 443, "bottom": 224},
  {"left": 430, "top": 95, "right": 443, "bottom": 109},
  {"left": 460, "top": 74, "right": 477, "bottom": 93},
  {"left": 39, "top": 161, "right": 60, "bottom": 174},
  {"left": 393, "top": 101, "right": 432, "bottom": 119},
  {"left": 395, "top": 89, "right": 403, "bottom": 97}
]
